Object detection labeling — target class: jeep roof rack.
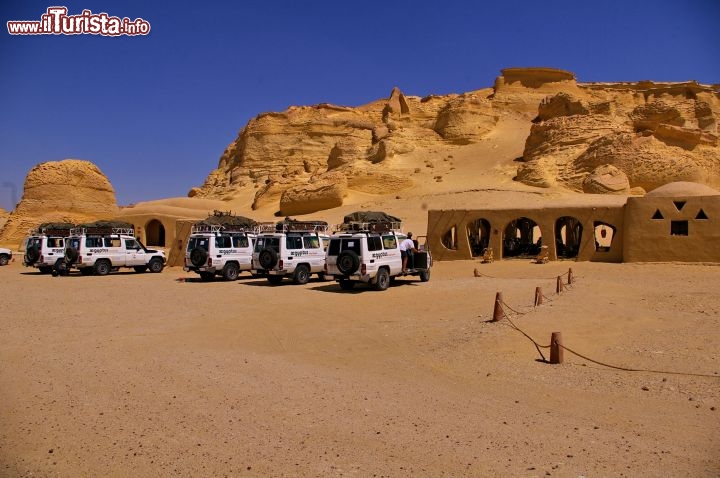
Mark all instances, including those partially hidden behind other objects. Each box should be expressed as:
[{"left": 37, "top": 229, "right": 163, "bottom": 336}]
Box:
[
  {"left": 70, "top": 226, "right": 136, "bottom": 237},
  {"left": 268, "top": 221, "right": 330, "bottom": 233},
  {"left": 191, "top": 224, "right": 254, "bottom": 235},
  {"left": 333, "top": 221, "right": 403, "bottom": 234}
]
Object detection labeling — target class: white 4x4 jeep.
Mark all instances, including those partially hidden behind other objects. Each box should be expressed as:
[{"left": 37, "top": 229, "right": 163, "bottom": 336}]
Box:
[
  {"left": 325, "top": 221, "right": 431, "bottom": 291},
  {"left": 252, "top": 221, "right": 329, "bottom": 285},
  {"left": 64, "top": 226, "right": 166, "bottom": 276},
  {"left": 23, "top": 224, "right": 73, "bottom": 273},
  {"left": 0, "top": 247, "right": 11, "bottom": 266},
  {"left": 184, "top": 224, "right": 256, "bottom": 281}
]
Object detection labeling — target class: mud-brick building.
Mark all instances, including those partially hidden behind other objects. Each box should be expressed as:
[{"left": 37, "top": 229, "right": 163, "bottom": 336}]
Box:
[{"left": 427, "top": 182, "right": 720, "bottom": 263}]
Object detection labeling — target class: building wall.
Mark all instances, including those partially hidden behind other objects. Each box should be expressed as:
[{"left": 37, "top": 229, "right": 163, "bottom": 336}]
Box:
[
  {"left": 624, "top": 196, "right": 720, "bottom": 262},
  {"left": 427, "top": 206, "right": 625, "bottom": 262}
]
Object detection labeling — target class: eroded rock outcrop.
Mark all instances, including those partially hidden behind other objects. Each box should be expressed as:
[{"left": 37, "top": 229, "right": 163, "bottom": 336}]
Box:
[
  {"left": 191, "top": 68, "right": 720, "bottom": 212},
  {"left": 0, "top": 159, "right": 119, "bottom": 248}
]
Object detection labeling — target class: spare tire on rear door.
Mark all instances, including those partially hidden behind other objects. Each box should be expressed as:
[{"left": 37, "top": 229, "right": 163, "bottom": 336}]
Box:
[
  {"left": 65, "top": 247, "right": 79, "bottom": 264},
  {"left": 258, "top": 248, "right": 278, "bottom": 269},
  {"left": 190, "top": 247, "right": 208, "bottom": 267},
  {"left": 25, "top": 245, "right": 40, "bottom": 264},
  {"left": 337, "top": 250, "right": 360, "bottom": 275}
]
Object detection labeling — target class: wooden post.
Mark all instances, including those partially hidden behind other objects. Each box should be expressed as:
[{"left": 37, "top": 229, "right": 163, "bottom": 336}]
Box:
[
  {"left": 492, "top": 292, "right": 504, "bottom": 322},
  {"left": 550, "top": 332, "right": 563, "bottom": 364},
  {"left": 568, "top": 268, "right": 574, "bottom": 284},
  {"left": 534, "top": 286, "right": 543, "bottom": 306},
  {"left": 556, "top": 276, "right": 564, "bottom": 294}
]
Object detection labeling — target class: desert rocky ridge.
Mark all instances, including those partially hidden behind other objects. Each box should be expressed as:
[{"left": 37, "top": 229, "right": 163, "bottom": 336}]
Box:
[{"left": 1, "top": 67, "right": 719, "bottom": 248}]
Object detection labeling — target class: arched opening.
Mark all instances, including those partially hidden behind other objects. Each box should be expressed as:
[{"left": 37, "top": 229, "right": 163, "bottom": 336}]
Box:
[
  {"left": 555, "top": 216, "right": 583, "bottom": 258},
  {"left": 593, "top": 222, "right": 616, "bottom": 252},
  {"left": 145, "top": 219, "right": 166, "bottom": 247},
  {"left": 467, "top": 219, "right": 491, "bottom": 257},
  {"left": 441, "top": 225, "right": 458, "bottom": 250},
  {"left": 503, "top": 217, "right": 541, "bottom": 258}
]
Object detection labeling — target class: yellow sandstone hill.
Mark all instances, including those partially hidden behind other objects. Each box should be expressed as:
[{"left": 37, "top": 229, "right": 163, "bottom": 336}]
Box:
[
  {"left": 0, "top": 159, "right": 119, "bottom": 248},
  {"left": 190, "top": 68, "right": 719, "bottom": 215}
]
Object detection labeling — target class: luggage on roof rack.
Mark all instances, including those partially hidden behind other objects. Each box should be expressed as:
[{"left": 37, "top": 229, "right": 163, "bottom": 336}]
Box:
[
  {"left": 71, "top": 220, "right": 135, "bottom": 237},
  {"left": 31, "top": 222, "right": 75, "bottom": 237},
  {"left": 274, "top": 217, "right": 329, "bottom": 233},
  {"left": 343, "top": 211, "right": 401, "bottom": 224}
]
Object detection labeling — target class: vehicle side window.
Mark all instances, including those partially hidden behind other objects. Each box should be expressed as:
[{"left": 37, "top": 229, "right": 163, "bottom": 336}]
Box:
[
  {"left": 303, "top": 236, "right": 320, "bottom": 249},
  {"left": 382, "top": 235, "right": 397, "bottom": 249},
  {"left": 215, "top": 236, "right": 231, "bottom": 249},
  {"left": 233, "top": 236, "right": 249, "bottom": 248},
  {"left": 125, "top": 239, "right": 139, "bottom": 250},
  {"left": 104, "top": 237, "right": 121, "bottom": 247},
  {"left": 286, "top": 236, "right": 302, "bottom": 249},
  {"left": 86, "top": 237, "right": 103, "bottom": 247},
  {"left": 47, "top": 238, "right": 63, "bottom": 248},
  {"left": 367, "top": 236, "right": 382, "bottom": 251}
]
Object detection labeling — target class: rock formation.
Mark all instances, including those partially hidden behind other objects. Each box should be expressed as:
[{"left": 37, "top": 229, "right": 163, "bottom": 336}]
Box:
[
  {"left": 190, "top": 68, "right": 719, "bottom": 212},
  {"left": 0, "top": 159, "right": 119, "bottom": 248}
]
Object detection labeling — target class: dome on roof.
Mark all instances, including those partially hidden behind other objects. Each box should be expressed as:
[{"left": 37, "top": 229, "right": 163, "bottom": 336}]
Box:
[{"left": 645, "top": 182, "right": 720, "bottom": 197}]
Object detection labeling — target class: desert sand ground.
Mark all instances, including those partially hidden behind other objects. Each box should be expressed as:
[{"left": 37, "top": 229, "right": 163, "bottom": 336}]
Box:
[{"left": 1, "top": 256, "right": 718, "bottom": 478}]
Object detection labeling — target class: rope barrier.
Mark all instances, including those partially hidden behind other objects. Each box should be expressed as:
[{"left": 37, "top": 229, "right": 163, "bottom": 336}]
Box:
[
  {"left": 474, "top": 268, "right": 575, "bottom": 281},
  {"left": 490, "top": 276, "right": 720, "bottom": 379}
]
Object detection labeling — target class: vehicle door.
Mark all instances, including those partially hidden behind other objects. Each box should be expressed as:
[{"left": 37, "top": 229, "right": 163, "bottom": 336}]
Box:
[
  {"left": 45, "top": 237, "right": 65, "bottom": 263},
  {"left": 232, "top": 234, "right": 252, "bottom": 269},
  {"left": 302, "top": 235, "right": 324, "bottom": 272},
  {"left": 382, "top": 234, "right": 402, "bottom": 275},
  {"left": 104, "top": 236, "right": 125, "bottom": 266},
  {"left": 214, "top": 235, "right": 232, "bottom": 267},
  {"left": 124, "top": 238, "right": 144, "bottom": 266},
  {"left": 284, "top": 234, "right": 303, "bottom": 271}
]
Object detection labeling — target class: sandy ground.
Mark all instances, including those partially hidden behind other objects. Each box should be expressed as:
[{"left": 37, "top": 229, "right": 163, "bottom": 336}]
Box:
[{"left": 1, "top": 257, "right": 718, "bottom": 478}]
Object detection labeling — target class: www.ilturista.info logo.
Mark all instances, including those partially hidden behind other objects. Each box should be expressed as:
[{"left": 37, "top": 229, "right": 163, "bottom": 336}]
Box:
[{"left": 7, "top": 7, "right": 150, "bottom": 36}]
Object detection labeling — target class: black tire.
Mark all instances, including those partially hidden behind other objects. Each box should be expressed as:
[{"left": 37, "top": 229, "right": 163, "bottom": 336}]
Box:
[
  {"left": 336, "top": 250, "right": 360, "bottom": 275},
  {"left": 25, "top": 246, "right": 39, "bottom": 265},
  {"left": 373, "top": 268, "right": 390, "bottom": 291},
  {"left": 259, "top": 249, "right": 278, "bottom": 270},
  {"left": 200, "top": 271, "right": 215, "bottom": 281},
  {"left": 292, "top": 264, "right": 310, "bottom": 285},
  {"left": 148, "top": 258, "right": 164, "bottom": 273},
  {"left": 190, "top": 247, "right": 208, "bottom": 267},
  {"left": 134, "top": 266, "right": 148, "bottom": 273},
  {"left": 94, "top": 260, "right": 111, "bottom": 276},
  {"left": 51, "top": 269, "right": 59, "bottom": 277},
  {"left": 0, "top": 254, "right": 9, "bottom": 266},
  {"left": 80, "top": 267, "right": 94, "bottom": 276},
  {"left": 222, "top": 263, "right": 240, "bottom": 281},
  {"left": 65, "top": 247, "right": 79, "bottom": 264},
  {"left": 420, "top": 269, "right": 430, "bottom": 282},
  {"left": 39, "top": 266, "right": 53, "bottom": 274},
  {"left": 339, "top": 279, "right": 355, "bottom": 290},
  {"left": 267, "top": 275, "right": 283, "bottom": 285}
]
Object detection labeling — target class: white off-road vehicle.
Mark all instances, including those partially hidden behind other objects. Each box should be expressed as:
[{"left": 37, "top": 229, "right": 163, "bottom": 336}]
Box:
[
  {"left": 23, "top": 224, "right": 73, "bottom": 273},
  {"left": 184, "top": 224, "right": 257, "bottom": 281},
  {"left": 63, "top": 224, "right": 166, "bottom": 276},
  {"left": 0, "top": 247, "right": 11, "bottom": 266},
  {"left": 325, "top": 221, "right": 431, "bottom": 291},
  {"left": 252, "top": 221, "right": 330, "bottom": 285}
]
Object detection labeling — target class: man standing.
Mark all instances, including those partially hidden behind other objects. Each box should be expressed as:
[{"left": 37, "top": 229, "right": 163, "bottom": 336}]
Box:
[{"left": 400, "top": 232, "right": 418, "bottom": 274}]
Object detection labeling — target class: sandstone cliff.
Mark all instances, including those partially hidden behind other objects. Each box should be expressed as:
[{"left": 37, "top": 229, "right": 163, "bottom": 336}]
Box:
[
  {"left": 0, "top": 159, "right": 119, "bottom": 248},
  {"left": 191, "top": 68, "right": 720, "bottom": 214}
]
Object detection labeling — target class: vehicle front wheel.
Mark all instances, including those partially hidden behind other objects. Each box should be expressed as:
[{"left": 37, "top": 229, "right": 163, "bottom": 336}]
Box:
[
  {"left": 373, "top": 268, "right": 390, "bottom": 291},
  {"left": 339, "top": 279, "right": 355, "bottom": 291},
  {"left": 419, "top": 269, "right": 430, "bottom": 282},
  {"left": 222, "top": 263, "right": 240, "bottom": 281},
  {"left": 94, "top": 260, "right": 111, "bottom": 276},
  {"left": 292, "top": 264, "right": 310, "bottom": 285},
  {"left": 148, "top": 258, "right": 164, "bottom": 273}
]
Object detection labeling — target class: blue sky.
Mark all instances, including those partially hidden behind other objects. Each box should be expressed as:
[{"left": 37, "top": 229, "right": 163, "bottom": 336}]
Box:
[{"left": 1, "top": 0, "right": 718, "bottom": 211}]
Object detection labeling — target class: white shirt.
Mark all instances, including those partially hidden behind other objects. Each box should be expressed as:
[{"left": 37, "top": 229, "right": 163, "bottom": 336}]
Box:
[{"left": 399, "top": 238, "right": 415, "bottom": 252}]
